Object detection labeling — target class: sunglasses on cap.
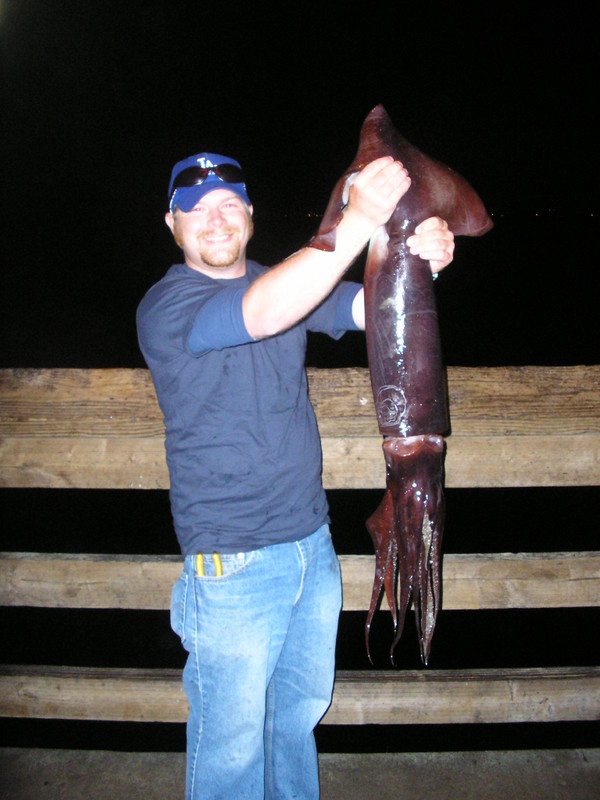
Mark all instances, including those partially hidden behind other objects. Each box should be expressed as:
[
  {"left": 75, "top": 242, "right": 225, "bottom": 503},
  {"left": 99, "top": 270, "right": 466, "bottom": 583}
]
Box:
[{"left": 170, "top": 164, "right": 245, "bottom": 195}]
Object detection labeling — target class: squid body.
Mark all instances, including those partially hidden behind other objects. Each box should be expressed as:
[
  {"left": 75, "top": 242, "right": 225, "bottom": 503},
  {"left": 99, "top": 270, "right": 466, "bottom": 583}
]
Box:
[{"left": 310, "top": 105, "right": 493, "bottom": 665}]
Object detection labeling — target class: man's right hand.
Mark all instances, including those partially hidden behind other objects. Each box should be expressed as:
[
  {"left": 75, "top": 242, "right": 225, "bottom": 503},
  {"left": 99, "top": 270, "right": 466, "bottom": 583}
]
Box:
[{"left": 345, "top": 156, "right": 411, "bottom": 234}]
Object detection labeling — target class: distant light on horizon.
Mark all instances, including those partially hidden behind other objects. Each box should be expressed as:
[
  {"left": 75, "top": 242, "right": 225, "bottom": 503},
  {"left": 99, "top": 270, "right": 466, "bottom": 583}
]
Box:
[
  {"left": 490, "top": 208, "right": 596, "bottom": 220},
  {"left": 280, "top": 208, "right": 596, "bottom": 222}
]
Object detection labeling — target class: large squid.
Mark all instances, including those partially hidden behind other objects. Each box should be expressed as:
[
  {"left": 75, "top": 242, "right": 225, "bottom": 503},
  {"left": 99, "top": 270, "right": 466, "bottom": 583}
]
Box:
[{"left": 310, "top": 105, "right": 493, "bottom": 665}]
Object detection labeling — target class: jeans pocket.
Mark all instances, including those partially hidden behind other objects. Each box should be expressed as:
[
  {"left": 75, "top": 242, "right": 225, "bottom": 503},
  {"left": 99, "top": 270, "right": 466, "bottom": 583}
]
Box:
[
  {"left": 193, "top": 549, "right": 257, "bottom": 580},
  {"left": 170, "top": 570, "right": 189, "bottom": 645}
]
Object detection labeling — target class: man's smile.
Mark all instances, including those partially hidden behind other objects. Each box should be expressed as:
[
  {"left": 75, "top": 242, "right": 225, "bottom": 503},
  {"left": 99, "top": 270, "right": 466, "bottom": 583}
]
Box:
[{"left": 201, "top": 230, "right": 237, "bottom": 244}]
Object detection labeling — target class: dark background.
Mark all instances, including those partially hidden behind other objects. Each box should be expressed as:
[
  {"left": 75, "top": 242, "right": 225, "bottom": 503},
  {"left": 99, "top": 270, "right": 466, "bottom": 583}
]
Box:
[
  {"left": 3, "top": 0, "right": 598, "bottom": 368},
  {"left": 1, "top": 0, "right": 598, "bottom": 753}
]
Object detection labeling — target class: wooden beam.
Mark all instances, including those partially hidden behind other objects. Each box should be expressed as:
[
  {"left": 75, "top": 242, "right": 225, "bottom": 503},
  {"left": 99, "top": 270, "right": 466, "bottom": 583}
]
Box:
[
  {"left": 326, "top": 667, "right": 600, "bottom": 725},
  {"left": 1, "top": 552, "right": 599, "bottom": 611},
  {"left": 1, "top": 366, "right": 598, "bottom": 489},
  {"left": 1, "top": 431, "right": 597, "bottom": 488},
  {"left": 340, "top": 551, "right": 600, "bottom": 611},
  {"left": 0, "top": 666, "right": 187, "bottom": 724},
  {"left": 2, "top": 366, "right": 598, "bottom": 438},
  {"left": 321, "top": 433, "right": 599, "bottom": 488},
  {"left": 1, "top": 665, "right": 598, "bottom": 725},
  {"left": 0, "top": 437, "right": 170, "bottom": 490}
]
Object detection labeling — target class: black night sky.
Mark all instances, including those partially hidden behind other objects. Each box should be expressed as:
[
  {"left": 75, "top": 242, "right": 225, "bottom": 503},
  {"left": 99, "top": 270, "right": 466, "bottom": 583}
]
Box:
[{"left": 2, "top": 0, "right": 598, "bottom": 368}]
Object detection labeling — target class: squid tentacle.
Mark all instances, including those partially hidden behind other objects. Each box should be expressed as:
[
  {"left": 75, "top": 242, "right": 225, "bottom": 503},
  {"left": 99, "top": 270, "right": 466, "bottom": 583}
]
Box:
[
  {"left": 385, "top": 435, "right": 445, "bottom": 665},
  {"left": 365, "top": 488, "right": 398, "bottom": 664}
]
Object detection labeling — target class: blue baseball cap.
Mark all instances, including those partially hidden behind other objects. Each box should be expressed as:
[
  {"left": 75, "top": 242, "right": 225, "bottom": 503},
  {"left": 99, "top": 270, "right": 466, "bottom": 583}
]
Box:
[{"left": 168, "top": 152, "right": 251, "bottom": 213}]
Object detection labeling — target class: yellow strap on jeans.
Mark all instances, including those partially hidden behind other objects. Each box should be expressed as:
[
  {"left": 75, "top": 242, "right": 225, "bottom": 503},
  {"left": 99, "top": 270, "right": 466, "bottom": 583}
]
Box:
[{"left": 196, "top": 552, "right": 223, "bottom": 577}]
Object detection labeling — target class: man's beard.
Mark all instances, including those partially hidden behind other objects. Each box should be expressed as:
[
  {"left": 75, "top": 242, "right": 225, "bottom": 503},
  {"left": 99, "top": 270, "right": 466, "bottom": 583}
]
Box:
[
  {"left": 197, "top": 230, "right": 242, "bottom": 268},
  {"left": 172, "top": 214, "right": 254, "bottom": 270}
]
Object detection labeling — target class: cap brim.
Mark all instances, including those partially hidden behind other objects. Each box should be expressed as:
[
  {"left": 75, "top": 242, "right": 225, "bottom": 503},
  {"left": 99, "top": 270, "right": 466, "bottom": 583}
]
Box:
[{"left": 170, "top": 178, "right": 250, "bottom": 212}]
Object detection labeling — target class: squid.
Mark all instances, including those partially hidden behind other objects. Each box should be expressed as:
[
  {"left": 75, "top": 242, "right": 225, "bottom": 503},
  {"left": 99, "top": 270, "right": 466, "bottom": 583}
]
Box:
[{"left": 310, "top": 105, "right": 493, "bottom": 665}]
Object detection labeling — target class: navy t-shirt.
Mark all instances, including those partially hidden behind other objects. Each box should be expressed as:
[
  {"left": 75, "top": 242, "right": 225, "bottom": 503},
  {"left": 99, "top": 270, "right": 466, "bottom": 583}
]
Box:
[{"left": 136, "top": 259, "right": 361, "bottom": 555}]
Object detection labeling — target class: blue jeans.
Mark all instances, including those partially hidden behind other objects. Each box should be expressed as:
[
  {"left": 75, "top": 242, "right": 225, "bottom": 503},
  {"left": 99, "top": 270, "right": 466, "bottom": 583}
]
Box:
[{"left": 170, "top": 524, "right": 342, "bottom": 799}]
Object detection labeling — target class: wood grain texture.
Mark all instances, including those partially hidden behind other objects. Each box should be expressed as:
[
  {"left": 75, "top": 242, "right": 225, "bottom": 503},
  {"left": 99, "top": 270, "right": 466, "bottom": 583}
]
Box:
[
  {"left": 1, "top": 665, "right": 598, "bottom": 725},
  {"left": 2, "top": 552, "right": 598, "bottom": 610},
  {"left": 1, "top": 366, "right": 598, "bottom": 487}
]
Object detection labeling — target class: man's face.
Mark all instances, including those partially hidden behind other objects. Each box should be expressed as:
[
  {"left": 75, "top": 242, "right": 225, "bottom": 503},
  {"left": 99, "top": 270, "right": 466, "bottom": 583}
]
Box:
[{"left": 166, "top": 188, "right": 253, "bottom": 278}]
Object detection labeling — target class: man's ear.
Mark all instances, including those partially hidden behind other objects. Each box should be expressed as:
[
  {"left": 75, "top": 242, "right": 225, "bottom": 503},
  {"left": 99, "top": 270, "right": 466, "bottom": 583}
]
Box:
[{"left": 165, "top": 211, "right": 175, "bottom": 234}]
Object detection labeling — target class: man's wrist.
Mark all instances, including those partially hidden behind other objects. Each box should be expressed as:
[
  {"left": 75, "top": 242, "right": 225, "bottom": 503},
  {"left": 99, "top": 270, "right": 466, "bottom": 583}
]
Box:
[{"left": 339, "top": 205, "right": 378, "bottom": 250}]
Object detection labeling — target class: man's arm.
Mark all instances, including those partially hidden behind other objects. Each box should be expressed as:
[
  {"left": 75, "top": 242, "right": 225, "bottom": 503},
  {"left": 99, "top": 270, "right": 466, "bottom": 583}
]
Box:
[
  {"left": 242, "top": 159, "right": 455, "bottom": 339},
  {"left": 242, "top": 157, "right": 411, "bottom": 339}
]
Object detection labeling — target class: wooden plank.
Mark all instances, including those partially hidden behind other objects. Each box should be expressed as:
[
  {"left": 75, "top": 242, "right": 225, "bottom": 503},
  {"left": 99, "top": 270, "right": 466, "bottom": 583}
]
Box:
[
  {"left": 326, "top": 667, "right": 600, "bottom": 725},
  {"left": 341, "top": 552, "right": 600, "bottom": 611},
  {"left": 309, "top": 365, "right": 600, "bottom": 438},
  {"left": 1, "top": 366, "right": 598, "bottom": 489},
  {"left": 321, "top": 433, "right": 599, "bottom": 488},
  {"left": 0, "top": 666, "right": 187, "bottom": 724},
  {"left": 0, "top": 368, "right": 162, "bottom": 437},
  {"left": 1, "top": 552, "right": 599, "bottom": 611},
  {"left": 0, "top": 553, "right": 180, "bottom": 610},
  {"left": 0, "top": 437, "right": 170, "bottom": 489},
  {"left": 0, "top": 431, "right": 598, "bottom": 488},
  {"left": 1, "top": 664, "right": 598, "bottom": 725},
  {"left": 2, "top": 366, "right": 598, "bottom": 437}
]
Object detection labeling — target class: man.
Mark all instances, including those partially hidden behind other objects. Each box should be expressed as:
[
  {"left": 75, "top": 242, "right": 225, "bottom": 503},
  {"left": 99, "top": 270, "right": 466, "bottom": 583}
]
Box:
[{"left": 137, "top": 151, "right": 454, "bottom": 799}]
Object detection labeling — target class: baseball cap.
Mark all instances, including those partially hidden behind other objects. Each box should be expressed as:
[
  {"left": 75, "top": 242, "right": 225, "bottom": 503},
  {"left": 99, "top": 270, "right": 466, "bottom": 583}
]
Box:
[{"left": 168, "top": 152, "right": 250, "bottom": 213}]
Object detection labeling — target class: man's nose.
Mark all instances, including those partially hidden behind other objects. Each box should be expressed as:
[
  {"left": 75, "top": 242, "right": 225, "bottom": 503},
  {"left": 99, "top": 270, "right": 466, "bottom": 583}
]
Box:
[{"left": 206, "top": 206, "right": 225, "bottom": 225}]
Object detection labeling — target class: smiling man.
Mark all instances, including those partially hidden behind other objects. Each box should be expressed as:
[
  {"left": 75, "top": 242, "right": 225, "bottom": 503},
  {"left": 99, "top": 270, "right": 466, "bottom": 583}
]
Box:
[
  {"left": 166, "top": 175, "right": 253, "bottom": 275},
  {"left": 136, "top": 150, "right": 454, "bottom": 800}
]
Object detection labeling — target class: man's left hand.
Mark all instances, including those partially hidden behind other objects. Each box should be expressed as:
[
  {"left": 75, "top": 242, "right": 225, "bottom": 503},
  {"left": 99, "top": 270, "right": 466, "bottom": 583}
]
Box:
[{"left": 406, "top": 216, "right": 455, "bottom": 273}]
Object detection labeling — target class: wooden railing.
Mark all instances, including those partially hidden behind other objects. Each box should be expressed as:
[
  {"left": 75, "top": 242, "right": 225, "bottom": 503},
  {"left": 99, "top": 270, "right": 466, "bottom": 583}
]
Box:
[{"left": 1, "top": 366, "right": 599, "bottom": 726}]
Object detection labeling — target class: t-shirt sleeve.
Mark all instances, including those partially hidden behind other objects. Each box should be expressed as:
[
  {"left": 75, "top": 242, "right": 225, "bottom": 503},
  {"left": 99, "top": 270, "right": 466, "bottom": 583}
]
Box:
[
  {"left": 137, "top": 268, "right": 362, "bottom": 371},
  {"left": 187, "top": 287, "right": 254, "bottom": 355},
  {"left": 137, "top": 278, "right": 254, "bottom": 364},
  {"left": 189, "top": 279, "right": 361, "bottom": 353},
  {"left": 306, "top": 281, "right": 362, "bottom": 339}
]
